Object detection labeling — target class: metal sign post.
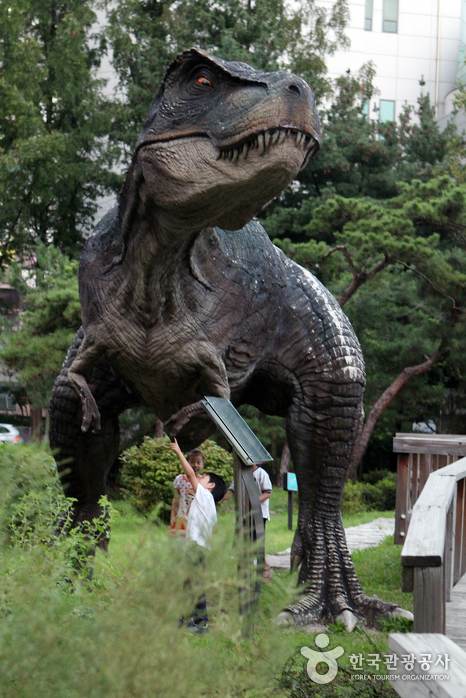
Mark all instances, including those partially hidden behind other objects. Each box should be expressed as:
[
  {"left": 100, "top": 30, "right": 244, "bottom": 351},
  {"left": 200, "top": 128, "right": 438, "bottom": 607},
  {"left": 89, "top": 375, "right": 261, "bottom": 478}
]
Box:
[
  {"left": 201, "top": 397, "right": 273, "bottom": 638},
  {"left": 283, "top": 472, "right": 298, "bottom": 531}
]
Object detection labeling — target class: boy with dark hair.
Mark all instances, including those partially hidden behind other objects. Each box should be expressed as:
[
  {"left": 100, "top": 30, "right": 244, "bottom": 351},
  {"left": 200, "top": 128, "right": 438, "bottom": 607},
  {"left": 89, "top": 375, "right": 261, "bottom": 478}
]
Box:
[{"left": 170, "top": 439, "right": 226, "bottom": 631}]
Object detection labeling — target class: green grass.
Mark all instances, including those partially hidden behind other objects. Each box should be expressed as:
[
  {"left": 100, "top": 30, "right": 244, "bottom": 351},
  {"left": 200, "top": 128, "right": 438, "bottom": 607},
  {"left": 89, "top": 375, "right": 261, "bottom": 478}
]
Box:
[
  {"left": 0, "top": 450, "right": 409, "bottom": 698},
  {"left": 247, "top": 487, "right": 395, "bottom": 554}
]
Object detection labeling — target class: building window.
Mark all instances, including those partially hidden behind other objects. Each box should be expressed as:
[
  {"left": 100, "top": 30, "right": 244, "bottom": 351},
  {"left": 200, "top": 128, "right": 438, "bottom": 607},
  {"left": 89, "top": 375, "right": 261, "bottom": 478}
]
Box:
[
  {"left": 361, "top": 99, "right": 370, "bottom": 118},
  {"left": 365, "top": 0, "right": 373, "bottom": 30},
  {"left": 382, "top": 0, "right": 398, "bottom": 33},
  {"left": 379, "top": 100, "right": 395, "bottom": 122}
]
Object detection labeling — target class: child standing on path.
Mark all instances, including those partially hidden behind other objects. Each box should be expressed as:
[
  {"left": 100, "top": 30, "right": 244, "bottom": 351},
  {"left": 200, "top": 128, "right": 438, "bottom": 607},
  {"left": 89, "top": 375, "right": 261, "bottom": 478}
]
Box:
[
  {"left": 170, "top": 439, "right": 226, "bottom": 632},
  {"left": 169, "top": 449, "right": 204, "bottom": 536}
]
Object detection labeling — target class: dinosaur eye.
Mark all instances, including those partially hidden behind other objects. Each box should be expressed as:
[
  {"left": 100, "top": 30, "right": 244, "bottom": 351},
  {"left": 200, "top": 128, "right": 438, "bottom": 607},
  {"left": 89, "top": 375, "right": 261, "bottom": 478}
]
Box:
[{"left": 196, "top": 76, "right": 213, "bottom": 88}]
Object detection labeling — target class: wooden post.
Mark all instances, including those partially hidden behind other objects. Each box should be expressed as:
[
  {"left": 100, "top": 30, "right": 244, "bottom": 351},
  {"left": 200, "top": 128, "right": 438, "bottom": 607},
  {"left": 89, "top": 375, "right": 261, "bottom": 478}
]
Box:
[
  {"left": 413, "top": 566, "right": 445, "bottom": 633},
  {"left": 287, "top": 491, "right": 293, "bottom": 530},
  {"left": 454, "top": 478, "right": 464, "bottom": 585},
  {"left": 418, "top": 453, "right": 431, "bottom": 494},
  {"left": 233, "top": 453, "right": 264, "bottom": 638},
  {"left": 445, "top": 496, "right": 456, "bottom": 602},
  {"left": 395, "top": 453, "right": 410, "bottom": 544}
]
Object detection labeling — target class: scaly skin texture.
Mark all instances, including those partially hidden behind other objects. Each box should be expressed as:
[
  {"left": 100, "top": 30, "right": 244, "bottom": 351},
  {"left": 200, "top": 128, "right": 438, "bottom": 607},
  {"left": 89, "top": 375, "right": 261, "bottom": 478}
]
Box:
[{"left": 50, "top": 48, "right": 400, "bottom": 626}]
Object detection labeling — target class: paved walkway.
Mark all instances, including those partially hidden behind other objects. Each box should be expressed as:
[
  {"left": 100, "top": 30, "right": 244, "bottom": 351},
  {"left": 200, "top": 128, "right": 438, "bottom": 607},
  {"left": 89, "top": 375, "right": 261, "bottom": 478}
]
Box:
[{"left": 265, "top": 517, "right": 395, "bottom": 569}]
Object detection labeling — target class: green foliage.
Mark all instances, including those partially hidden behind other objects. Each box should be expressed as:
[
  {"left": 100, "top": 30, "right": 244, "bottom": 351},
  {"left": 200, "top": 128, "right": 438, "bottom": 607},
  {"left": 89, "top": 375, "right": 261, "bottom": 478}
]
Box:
[
  {"left": 0, "top": 242, "right": 81, "bottom": 410},
  {"left": 379, "top": 613, "right": 413, "bottom": 634},
  {"left": 0, "top": 442, "right": 61, "bottom": 538},
  {"left": 263, "top": 79, "right": 459, "bottom": 241},
  {"left": 105, "top": 0, "right": 350, "bottom": 153},
  {"left": 239, "top": 405, "right": 286, "bottom": 477},
  {"left": 342, "top": 473, "right": 396, "bottom": 514},
  {"left": 279, "top": 651, "right": 396, "bottom": 697},
  {"left": 118, "top": 408, "right": 159, "bottom": 451},
  {"left": 119, "top": 435, "right": 233, "bottom": 519},
  {"left": 274, "top": 176, "right": 466, "bottom": 444},
  {"left": 0, "top": 0, "right": 118, "bottom": 260},
  {"left": 0, "top": 460, "right": 411, "bottom": 697},
  {"left": 0, "top": 442, "right": 114, "bottom": 581}
]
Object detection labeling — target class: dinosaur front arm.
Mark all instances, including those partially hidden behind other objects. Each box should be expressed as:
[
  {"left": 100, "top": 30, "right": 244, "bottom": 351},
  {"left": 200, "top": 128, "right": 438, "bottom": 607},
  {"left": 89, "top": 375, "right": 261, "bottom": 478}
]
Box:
[{"left": 67, "top": 335, "right": 105, "bottom": 433}]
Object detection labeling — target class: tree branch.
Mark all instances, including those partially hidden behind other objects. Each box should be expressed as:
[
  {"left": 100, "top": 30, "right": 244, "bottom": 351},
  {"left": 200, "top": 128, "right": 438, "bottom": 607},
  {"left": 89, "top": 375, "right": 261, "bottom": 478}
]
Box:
[
  {"left": 322, "top": 245, "right": 357, "bottom": 275},
  {"left": 338, "top": 257, "right": 390, "bottom": 307},
  {"left": 347, "top": 344, "right": 448, "bottom": 478},
  {"left": 398, "top": 261, "right": 463, "bottom": 313}
]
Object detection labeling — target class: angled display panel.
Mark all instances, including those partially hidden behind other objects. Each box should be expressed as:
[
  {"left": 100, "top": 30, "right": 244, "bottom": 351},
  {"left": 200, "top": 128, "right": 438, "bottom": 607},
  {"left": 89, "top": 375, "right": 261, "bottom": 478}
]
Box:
[{"left": 201, "top": 396, "right": 273, "bottom": 465}]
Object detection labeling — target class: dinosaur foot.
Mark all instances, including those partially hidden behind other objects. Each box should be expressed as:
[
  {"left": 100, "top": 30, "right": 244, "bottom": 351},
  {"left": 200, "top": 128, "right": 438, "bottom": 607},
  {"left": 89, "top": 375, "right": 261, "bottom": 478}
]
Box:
[
  {"left": 277, "top": 514, "right": 412, "bottom": 630},
  {"left": 164, "top": 401, "right": 205, "bottom": 438},
  {"left": 276, "top": 600, "right": 412, "bottom": 632}
]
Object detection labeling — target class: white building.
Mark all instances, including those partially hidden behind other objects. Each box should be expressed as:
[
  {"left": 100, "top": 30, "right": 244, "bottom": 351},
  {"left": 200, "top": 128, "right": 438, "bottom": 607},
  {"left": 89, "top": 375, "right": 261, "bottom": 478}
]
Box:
[{"left": 317, "top": 0, "right": 466, "bottom": 125}]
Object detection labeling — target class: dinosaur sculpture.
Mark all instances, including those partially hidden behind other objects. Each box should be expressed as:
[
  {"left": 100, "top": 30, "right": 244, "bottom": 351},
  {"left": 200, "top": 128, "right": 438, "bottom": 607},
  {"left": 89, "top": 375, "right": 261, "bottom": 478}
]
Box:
[{"left": 50, "top": 48, "right": 407, "bottom": 628}]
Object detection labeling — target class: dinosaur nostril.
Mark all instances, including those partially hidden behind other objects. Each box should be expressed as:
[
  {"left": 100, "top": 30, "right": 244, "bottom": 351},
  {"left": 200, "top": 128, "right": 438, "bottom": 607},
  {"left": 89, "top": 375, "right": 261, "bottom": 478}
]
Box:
[{"left": 288, "top": 83, "right": 301, "bottom": 96}]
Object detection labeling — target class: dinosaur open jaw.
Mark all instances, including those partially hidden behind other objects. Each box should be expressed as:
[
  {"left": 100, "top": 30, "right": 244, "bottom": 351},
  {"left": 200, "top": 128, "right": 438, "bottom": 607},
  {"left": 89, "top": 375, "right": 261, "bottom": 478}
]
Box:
[{"left": 217, "top": 127, "right": 318, "bottom": 166}]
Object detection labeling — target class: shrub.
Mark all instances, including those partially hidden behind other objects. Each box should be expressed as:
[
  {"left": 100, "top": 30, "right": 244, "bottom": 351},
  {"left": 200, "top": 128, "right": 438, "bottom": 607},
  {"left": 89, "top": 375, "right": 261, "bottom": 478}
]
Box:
[
  {"left": 119, "top": 436, "right": 233, "bottom": 520},
  {"left": 342, "top": 472, "right": 397, "bottom": 514},
  {"left": 0, "top": 443, "right": 62, "bottom": 543},
  {"left": 341, "top": 481, "right": 365, "bottom": 514}
]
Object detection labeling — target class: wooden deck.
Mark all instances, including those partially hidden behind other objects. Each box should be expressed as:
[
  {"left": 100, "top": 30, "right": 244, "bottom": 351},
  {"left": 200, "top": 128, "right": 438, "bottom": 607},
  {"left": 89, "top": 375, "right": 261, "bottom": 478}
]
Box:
[{"left": 446, "top": 573, "right": 466, "bottom": 651}]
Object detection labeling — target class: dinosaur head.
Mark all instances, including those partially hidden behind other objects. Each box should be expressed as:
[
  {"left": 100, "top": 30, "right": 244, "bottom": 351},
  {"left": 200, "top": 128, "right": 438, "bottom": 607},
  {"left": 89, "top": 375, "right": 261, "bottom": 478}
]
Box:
[{"left": 133, "top": 48, "right": 321, "bottom": 231}]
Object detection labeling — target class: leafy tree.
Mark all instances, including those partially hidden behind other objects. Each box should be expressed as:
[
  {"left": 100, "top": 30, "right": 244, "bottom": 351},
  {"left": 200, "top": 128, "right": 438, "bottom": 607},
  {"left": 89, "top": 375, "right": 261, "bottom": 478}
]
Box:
[
  {"left": 0, "top": 243, "right": 81, "bottom": 413},
  {"left": 262, "top": 75, "right": 459, "bottom": 241},
  {"left": 275, "top": 177, "right": 466, "bottom": 471},
  {"left": 105, "top": 0, "right": 350, "bottom": 155},
  {"left": 0, "top": 0, "right": 118, "bottom": 261}
]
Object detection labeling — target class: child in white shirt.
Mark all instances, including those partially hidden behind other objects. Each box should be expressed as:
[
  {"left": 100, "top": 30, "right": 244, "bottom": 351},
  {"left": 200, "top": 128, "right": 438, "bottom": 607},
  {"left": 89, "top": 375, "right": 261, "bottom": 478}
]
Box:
[{"left": 170, "top": 439, "right": 226, "bottom": 631}]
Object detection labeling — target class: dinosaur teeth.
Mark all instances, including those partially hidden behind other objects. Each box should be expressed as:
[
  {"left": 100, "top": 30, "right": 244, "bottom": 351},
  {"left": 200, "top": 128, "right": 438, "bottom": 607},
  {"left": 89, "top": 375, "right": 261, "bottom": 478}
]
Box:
[
  {"left": 257, "top": 132, "right": 265, "bottom": 155},
  {"left": 240, "top": 142, "right": 249, "bottom": 160},
  {"left": 277, "top": 129, "right": 287, "bottom": 145},
  {"left": 219, "top": 128, "right": 313, "bottom": 163}
]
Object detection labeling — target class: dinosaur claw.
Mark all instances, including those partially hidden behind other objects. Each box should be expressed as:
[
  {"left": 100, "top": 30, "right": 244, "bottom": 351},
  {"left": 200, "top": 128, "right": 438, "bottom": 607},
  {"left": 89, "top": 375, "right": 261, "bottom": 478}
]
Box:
[
  {"left": 336, "top": 610, "right": 358, "bottom": 632},
  {"left": 391, "top": 607, "right": 414, "bottom": 621},
  {"left": 272, "top": 611, "right": 295, "bottom": 626}
]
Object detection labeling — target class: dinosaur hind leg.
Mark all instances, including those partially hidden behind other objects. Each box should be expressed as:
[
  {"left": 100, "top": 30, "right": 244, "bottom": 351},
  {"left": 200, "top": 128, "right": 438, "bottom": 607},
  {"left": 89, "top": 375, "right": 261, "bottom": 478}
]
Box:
[
  {"left": 50, "top": 329, "right": 134, "bottom": 549},
  {"left": 284, "top": 388, "right": 400, "bottom": 628}
]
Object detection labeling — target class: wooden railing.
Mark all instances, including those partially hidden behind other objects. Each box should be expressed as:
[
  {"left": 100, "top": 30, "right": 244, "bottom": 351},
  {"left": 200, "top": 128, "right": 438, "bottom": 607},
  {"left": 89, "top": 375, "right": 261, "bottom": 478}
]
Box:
[
  {"left": 388, "top": 633, "right": 466, "bottom": 697},
  {"left": 400, "top": 456, "right": 466, "bottom": 633},
  {"left": 394, "top": 434, "right": 466, "bottom": 544}
]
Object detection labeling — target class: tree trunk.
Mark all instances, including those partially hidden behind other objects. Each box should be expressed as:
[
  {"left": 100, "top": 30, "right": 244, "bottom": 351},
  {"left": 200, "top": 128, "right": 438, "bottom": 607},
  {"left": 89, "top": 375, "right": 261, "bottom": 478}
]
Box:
[
  {"left": 278, "top": 439, "right": 291, "bottom": 484},
  {"left": 31, "top": 408, "right": 43, "bottom": 442},
  {"left": 154, "top": 416, "right": 164, "bottom": 439},
  {"left": 348, "top": 346, "right": 446, "bottom": 478}
]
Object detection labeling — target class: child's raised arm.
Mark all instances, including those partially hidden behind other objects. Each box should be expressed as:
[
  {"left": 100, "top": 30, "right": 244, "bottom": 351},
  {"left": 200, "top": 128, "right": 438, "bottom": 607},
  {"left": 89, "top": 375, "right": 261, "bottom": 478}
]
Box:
[{"left": 170, "top": 439, "right": 198, "bottom": 492}]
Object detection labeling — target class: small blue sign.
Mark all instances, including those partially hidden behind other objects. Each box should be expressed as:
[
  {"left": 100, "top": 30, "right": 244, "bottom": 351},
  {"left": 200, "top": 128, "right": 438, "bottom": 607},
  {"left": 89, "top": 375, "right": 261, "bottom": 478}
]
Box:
[{"left": 284, "top": 472, "right": 298, "bottom": 492}]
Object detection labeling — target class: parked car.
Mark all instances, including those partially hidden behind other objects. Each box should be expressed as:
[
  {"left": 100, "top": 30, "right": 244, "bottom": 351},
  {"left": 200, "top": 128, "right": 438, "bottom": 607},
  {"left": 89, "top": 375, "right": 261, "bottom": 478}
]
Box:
[{"left": 0, "top": 423, "right": 21, "bottom": 443}]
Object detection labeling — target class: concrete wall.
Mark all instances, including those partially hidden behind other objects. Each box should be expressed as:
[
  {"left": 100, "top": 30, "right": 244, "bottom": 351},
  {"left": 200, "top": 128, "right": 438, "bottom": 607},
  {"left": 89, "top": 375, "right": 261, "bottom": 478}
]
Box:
[{"left": 317, "top": 0, "right": 465, "bottom": 122}]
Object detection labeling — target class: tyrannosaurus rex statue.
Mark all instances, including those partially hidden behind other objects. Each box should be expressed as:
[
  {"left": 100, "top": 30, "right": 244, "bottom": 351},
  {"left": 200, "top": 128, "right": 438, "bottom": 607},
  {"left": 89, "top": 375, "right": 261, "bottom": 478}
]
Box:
[{"left": 50, "top": 48, "right": 407, "bottom": 629}]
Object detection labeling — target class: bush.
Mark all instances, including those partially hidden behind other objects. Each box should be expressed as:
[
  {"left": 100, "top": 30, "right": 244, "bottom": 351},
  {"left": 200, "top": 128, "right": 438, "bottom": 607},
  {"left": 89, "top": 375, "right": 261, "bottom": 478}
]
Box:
[
  {"left": 342, "top": 472, "right": 397, "bottom": 514},
  {"left": 0, "top": 443, "right": 63, "bottom": 543},
  {"left": 119, "top": 436, "right": 233, "bottom": 520}
]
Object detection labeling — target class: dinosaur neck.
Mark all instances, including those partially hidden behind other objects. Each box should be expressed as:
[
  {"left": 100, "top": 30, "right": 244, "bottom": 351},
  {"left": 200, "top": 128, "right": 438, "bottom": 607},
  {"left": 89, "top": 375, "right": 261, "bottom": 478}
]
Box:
[
  {"left": 115, "top": 199, "right": 206, "bottom": 328},
  {"left": 119, "top": 160, "right": 203, "bottom": 271}
]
